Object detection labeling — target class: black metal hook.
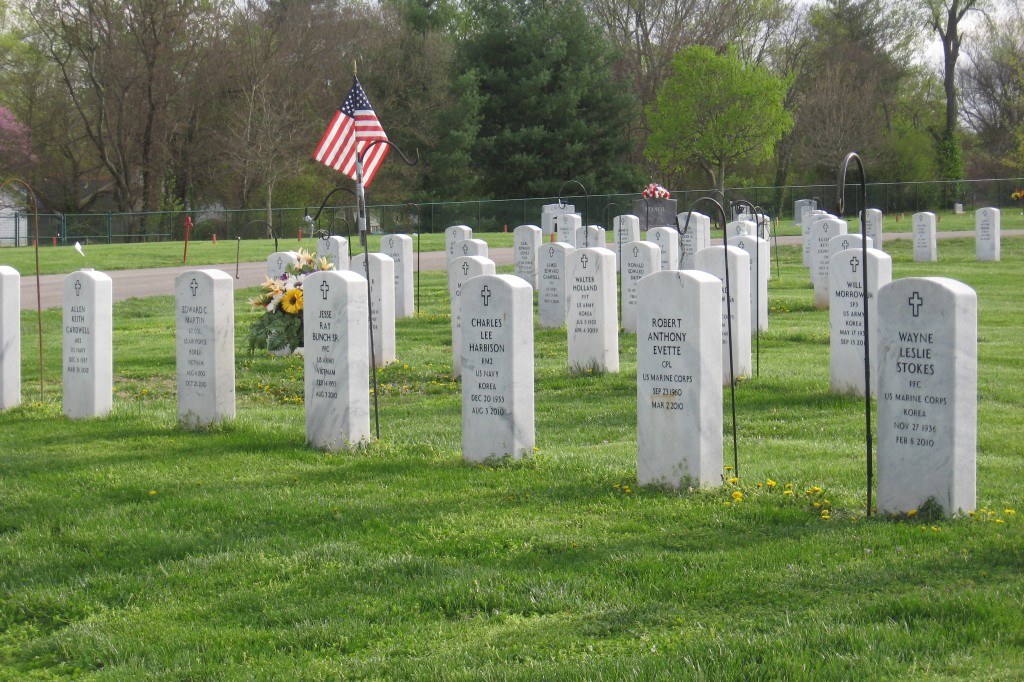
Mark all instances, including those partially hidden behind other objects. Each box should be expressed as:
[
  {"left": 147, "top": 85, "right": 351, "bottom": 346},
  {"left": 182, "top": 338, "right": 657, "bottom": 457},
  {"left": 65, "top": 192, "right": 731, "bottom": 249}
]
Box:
[
  {"left": 359, "top": 139, "right": 420, "bottom": 167},
  {"left": 307, "top": 186, "right": 356, "bottom": 227},
  {"left": 244, "top": 219, "right": 279, "bottom": 253},
  {"left": 730, "top": 200, "right": 770, "bottom": 380},
  {"left": 557, "top": 180, "right": 589, "bottom": 244},
  {"left": 602, "top": 201, "right": 622, "bottom": 228},
  {"left": 681, "top": 195, "right": 739, "bottom": 477},
  {"left": 836, "top": 151, "right": 873, "bottom": 518}
]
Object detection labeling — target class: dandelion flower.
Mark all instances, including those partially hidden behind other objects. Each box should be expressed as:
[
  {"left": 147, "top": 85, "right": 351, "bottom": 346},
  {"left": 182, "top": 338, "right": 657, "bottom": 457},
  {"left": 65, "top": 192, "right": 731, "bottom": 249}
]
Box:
[
  {"left": 731, "top": 490, "right": 744, "bottom": 501},
  {"left": 727, "top": 477, "right": 739, "bottom": 485},
  {"left": 1005, "top": 509, "right": 1016, "bottom": 516},
  {"left": 766, "top": 479, "right": 777, "bottom": 489},
  {"left": 907, "top": 509, "right": 918, "bottom": 517},
  {"left": 281, "top": 288, "right": 304, "bottom": 314},
  {"left": 783, "top": 490, "right": 794, "bottom": 496}
]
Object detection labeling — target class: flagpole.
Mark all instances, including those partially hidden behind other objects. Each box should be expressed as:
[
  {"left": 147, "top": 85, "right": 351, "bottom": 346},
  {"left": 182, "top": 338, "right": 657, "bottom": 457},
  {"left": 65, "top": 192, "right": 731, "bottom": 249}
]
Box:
[{"left": 356, "top": 154, "right": 381, "bottom": 441}]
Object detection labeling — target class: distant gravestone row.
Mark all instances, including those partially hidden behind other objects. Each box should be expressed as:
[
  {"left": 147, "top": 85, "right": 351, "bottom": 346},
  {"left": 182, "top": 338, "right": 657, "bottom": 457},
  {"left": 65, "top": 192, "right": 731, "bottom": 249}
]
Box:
[{"left": 0, "top": 207, "right": 994, "bottom": 515}]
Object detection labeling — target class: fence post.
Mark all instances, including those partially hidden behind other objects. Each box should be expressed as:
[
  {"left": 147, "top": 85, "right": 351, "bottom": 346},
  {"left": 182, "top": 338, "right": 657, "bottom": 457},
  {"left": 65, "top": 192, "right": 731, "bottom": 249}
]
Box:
[{"left": 106, "top": 212, "right": 112, "bottom": 244}]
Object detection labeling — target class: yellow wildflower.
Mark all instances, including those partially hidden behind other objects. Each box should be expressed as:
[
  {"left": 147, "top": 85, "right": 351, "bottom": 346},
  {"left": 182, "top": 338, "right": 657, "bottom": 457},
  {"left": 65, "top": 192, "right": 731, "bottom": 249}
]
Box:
[
  {"left": 766, "top": 479, "right": 777, "bottom": 489},
  {"left": 731, "top": 490, "right": 744, "bottom": 501}
]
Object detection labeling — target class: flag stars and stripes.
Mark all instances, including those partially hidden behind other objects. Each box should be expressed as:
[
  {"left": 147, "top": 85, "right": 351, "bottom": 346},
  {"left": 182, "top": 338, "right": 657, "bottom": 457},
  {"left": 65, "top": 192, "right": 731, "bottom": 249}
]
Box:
[{"left": 313, "top": 77, "right": 389, "bottom": 187}]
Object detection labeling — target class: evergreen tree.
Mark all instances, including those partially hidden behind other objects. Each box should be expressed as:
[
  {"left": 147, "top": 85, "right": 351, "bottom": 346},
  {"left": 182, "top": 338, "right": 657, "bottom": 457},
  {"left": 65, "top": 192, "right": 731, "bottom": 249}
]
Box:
[{"left": 454, "top": 0, "right": 640, "bottom": 199}]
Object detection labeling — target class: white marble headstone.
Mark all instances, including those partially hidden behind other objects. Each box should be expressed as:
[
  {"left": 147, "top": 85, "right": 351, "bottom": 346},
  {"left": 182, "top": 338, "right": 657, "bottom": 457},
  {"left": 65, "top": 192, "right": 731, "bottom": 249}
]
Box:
[
  {"left": 975, "top": 207, "right": 1000, "bottom": 262},
  {"left": 380, "top": 234, "right": 414, "bottom": 318},
  {"left": 912, "top": 212, "right": 938, "bottom": 262},
  {"left": 267, "top": 251, "right": 299, "bottom": 280},
  {"left": 621, "top": 241, "right": 661, "bottom": 334},
  {"left": 726, "top": 220, "right": 755, "bottom": 238},
  {"left": 445, "top": 225, "right": 473, "bottom": 262},
  {"left": 829, "top": 247, "right": 891, "bottom": 396},
  {"left": 802, "top": 211, "right": 829, "bottom": 267},
  {"left": 449, "top": 256, "right": 496, "bottom": 377},
  {"left": 513, "top": 224, "right": 542, "bottom": 289},
  {"left": 455, "top": 238, "right": 488, "bottom": 260},
  {"left": 541, "top": 203, "right": 574, "bottom": 236},
  {"left": 613, "top": 214, "right": 641, "bottom": 276},
  {"left": 304, "top": 270, "right": 371, "bottom": 450},
  {"left": 646, "top": 226, "right": 679, "bottom": 272},
  {"left": 583, "top": 225, "right": 605, "bottom": 250},
  {"left": 677, "top": 212, "right": 710, "bottom": 270},
  {"left": 728, "top": 235, "right": 769, "bottom": 332},
  {"left": 358, "top": 253, "right": 396, "bottom": 368},
  {"left": 316, "top": 235, "right": 349, "bottom": 271},
  {"left": 694, "top": 246, "right": 751, "bottom": 385},
  {"left": 636, "top": 270, "right": 723, "bottom": 488},
  {"left": 538, "top": 243, "right": 574, "bottom": 329},
  {"left": 460, "top": 274, "right": 535, "bottom": 463},
  {"left": 0, "top": 266, "right": 20, "bottom": 410},
  {"left": 864, "top": 209, "right": 884, "bottom": 251},
  {"left": 566, "top": 247, "right": 619, "bottom": 373},
  {"left": 877, "top": 277, "right": 976, "bottom": 516},
  {"left": 810, "top": 217, "right": 849, "bottom": 307},
  {"left": 63, "top": 270, "right": 113, "bottom": 418},
  {"left": 794, "top": 199, "right": 816, "bottom": 225},
  {"left": 556, "top": 213, "right": 583, "bottom": 247},
  {"left": 175, "top": 269, "right": 235, "bottom": 427}
]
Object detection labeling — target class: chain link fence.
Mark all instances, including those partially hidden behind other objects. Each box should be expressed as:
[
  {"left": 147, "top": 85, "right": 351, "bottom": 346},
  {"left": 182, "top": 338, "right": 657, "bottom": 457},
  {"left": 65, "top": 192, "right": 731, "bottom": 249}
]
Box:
[{"left": 4, "top": 177, "right": 1023, "bottom": 247}]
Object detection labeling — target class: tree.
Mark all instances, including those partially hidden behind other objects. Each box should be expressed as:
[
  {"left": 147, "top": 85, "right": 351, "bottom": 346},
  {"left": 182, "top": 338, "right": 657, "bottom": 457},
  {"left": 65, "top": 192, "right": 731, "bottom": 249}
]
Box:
[
  {"left": 923, "top": 0, "right": 987, "bottom": 200},
  {"left": 586, "top": 0, "right": 792, "bottom": 177},
  {"left": 455, "top": 0, "right": 640, "bottom": 198},
  {"left": 646, "top": 45, "right": 792, "bottom": 196},
  {"left": 29, "top": 0, "right": 224, "bottom": 222},
  {"left": 960, "top": 2, "right": 1024, "bottom": 176}
]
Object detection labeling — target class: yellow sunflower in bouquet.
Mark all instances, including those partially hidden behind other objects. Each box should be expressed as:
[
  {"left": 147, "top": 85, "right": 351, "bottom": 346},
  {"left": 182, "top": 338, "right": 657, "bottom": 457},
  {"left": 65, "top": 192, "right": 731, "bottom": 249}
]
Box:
[{"left": 247, "top": 248, "right": 333, "bottom": 353}]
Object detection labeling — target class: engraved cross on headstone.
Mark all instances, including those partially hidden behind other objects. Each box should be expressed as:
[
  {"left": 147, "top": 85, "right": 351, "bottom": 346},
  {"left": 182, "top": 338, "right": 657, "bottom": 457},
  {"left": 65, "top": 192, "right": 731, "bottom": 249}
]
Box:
[
  {"left": 462, "top": 243, "right": 469, "bottom": 255},
  {"left": 842, "top": 239, "right": 850, "bottom": 250},
  {"left": 908, "top": 291, "right": 924, "bottom": 317},
  {"left": 481, "top": 285, "right": 491, "bottom": 307},
  {"left": 632, "top": 245, "right": 639, "bottom": 258},
  {"left": 462, "top": 261, "right": 470, "bottom": 276},
  {"left": 320, "top": 279, "right": 330, "bottom": 300},
  {"left": 276, "top": 256, "right": 284, "bottom": 271},
  {"left": 580, "top": 254, "right": 589, "bottom": 269},
  {"left": 190, "top": 278, "right": 199, "bottom": 297},
  {"left": 548, "top": 246, "right": 555, "bottom": 257},
  {"left": 850, "top": 255, "right": 860, "bottom": 273},
  {"left": 74, "top": 279, "right": 82, "bottom": 297}
]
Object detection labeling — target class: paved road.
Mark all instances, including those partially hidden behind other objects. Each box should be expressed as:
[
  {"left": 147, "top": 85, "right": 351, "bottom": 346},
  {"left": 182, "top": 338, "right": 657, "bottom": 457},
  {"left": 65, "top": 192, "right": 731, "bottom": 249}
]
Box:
[{"left": 17, "top": 229, "right": 1021, "bottom": 310}]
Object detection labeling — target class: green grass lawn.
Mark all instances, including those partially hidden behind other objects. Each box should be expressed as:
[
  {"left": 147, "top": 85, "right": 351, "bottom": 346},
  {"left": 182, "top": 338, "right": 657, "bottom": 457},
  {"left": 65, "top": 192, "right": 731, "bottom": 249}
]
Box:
[{"left": 1, "top": 237, "right": 1022, "bottom": 680}]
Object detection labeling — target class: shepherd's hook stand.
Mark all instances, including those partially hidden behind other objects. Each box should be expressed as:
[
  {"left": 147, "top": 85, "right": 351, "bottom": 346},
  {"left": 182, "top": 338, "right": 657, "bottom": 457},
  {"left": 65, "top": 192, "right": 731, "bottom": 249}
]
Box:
[
  {"left": 680, "top": 197, "right": 739, "bottom": 476},
  {"left": 356, "top": 140, "right": 420, "bottom": 441},
  {"left": 836, "top": 152, "right": 872, "bottom": 517}
]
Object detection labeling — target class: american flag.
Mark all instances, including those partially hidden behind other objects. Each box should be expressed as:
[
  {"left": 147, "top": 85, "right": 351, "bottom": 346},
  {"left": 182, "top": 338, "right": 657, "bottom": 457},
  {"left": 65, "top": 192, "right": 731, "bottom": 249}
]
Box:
[{"left": 312, "top": 77, "right": 389, "bottom": 187}]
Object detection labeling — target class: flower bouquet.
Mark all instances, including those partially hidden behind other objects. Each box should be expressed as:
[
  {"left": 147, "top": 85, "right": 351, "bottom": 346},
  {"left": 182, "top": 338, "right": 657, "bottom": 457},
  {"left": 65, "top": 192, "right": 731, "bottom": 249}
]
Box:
[
  {"left": 247, "top": 248, "right": 333, "bottom": 353},
  {"left": 634, "top": 183, "right": 677, "bottom": 228},
  {"left": 642, "top": 183, "right": 672, "bottom": 199}
]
